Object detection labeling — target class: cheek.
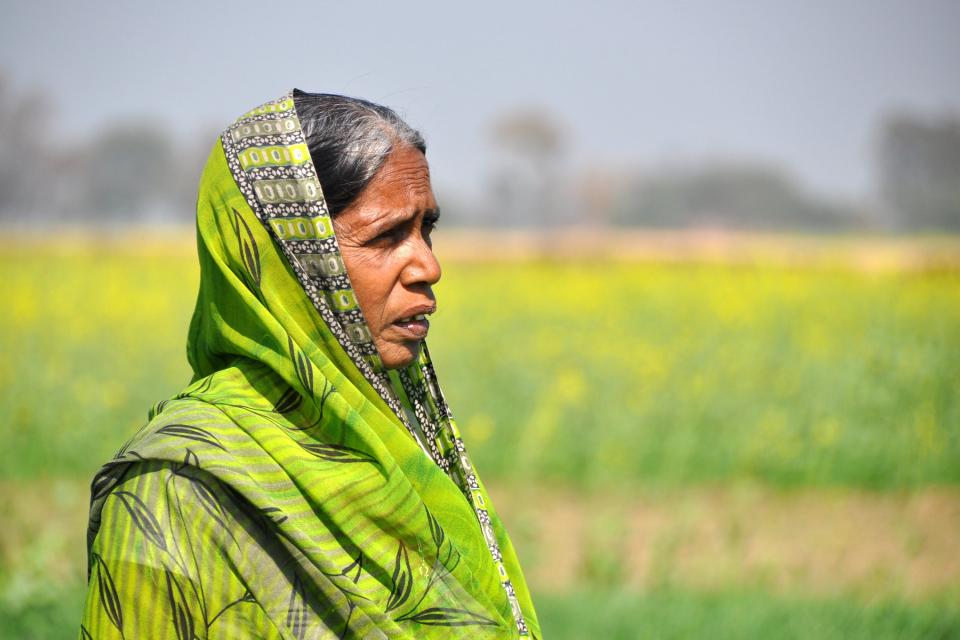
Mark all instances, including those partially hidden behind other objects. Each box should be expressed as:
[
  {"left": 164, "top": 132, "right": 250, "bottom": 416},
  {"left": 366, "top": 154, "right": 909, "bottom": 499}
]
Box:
[
  {"left": 356, "top": 279, "right": 391, "bottom": 324},
  {"left": 345, "top": 253, "right": 399, "bottom": 326}
]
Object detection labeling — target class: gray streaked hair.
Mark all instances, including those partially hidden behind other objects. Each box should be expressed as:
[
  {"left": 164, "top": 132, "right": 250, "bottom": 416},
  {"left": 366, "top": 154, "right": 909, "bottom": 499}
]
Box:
[{"left": 292, "top": 90, "right": 426, "bottom": 216}]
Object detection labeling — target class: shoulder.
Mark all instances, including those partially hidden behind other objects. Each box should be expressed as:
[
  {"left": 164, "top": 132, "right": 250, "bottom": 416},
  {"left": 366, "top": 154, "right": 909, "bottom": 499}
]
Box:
[
  {"left": 84, "top": 459, "right": 286, "bottom": 638},
  {"left": 109, "top": 394, "right": 244, "bottom": 470},
  {"left": 89, "top": 458, "right": 272, "bottom": 572}
]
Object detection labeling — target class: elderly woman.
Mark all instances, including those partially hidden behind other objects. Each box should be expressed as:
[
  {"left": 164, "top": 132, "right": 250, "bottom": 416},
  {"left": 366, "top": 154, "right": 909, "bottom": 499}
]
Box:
[{"left": 80, "top": 91, "right": 540, "bottom": 639}]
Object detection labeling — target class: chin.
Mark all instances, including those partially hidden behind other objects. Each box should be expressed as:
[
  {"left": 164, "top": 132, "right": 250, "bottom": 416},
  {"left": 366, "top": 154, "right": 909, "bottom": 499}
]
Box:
[{"left": 381, "top": 343, "right": 421, "bottom": 370}]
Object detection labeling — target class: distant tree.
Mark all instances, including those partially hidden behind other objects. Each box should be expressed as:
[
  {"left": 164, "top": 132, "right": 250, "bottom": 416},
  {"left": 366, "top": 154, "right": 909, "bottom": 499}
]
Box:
[
  {"left": 488, "top": 108, "right": 567, "bottom": 227},
  {"left": 0, "top": 70, "right": 211, "bottom": 226},
  {"left": 167, "top": 132, "right": 219, "bottom": 221},
  {"left": 611, "top": 163, "right": 859, "bottom": 230},
  {"left": 876, "top": 112, "right": 960, "bottom": 231},
  {"left": 0, "top": 76, "right": 53, "bottom": 220},
  {"left": 492, "top": 109, "right": 564, "bottom": 160},
  {"left": 578, "top": 168, "right": 629, "bottom": 227},
  {"left": 77, "top": 123, "right": 176, "bottom": 221}
]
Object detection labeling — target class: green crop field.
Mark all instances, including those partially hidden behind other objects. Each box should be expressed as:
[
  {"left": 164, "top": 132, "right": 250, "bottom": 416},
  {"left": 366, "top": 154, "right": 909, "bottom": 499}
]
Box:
[{"left": 1, "top": 232, "right": 958, "bottom": 638}]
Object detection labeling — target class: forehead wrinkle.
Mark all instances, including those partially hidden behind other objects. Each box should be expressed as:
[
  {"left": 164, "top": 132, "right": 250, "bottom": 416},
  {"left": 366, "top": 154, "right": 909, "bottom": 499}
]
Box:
[
  {"left": 380, "top": 165, "right": 431, "bottom": 198},
  {"left": 339, "top": 146, "right": 435, "bottom": 235},
  {"left": 366, "top": 207, "right": 416, "bottom": 230},
  {"left": 376, "top": 147, "right": 430, "bottom": 187}
]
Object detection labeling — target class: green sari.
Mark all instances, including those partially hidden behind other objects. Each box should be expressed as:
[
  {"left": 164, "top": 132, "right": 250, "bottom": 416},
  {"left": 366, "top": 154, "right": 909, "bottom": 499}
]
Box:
[{"left": 80, "top": 92, "right": 540, "bottom": 639}]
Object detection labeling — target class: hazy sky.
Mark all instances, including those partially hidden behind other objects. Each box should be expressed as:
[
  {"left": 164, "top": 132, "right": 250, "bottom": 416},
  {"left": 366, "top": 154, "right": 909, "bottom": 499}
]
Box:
[{"left": 2, "top": 0, "right": 958, "bottom": 200}]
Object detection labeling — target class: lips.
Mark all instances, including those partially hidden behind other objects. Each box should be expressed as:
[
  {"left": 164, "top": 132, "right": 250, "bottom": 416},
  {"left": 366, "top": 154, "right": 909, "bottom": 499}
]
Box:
[{"left": 389, "top": 305, "right": 435, "bottom": 340}]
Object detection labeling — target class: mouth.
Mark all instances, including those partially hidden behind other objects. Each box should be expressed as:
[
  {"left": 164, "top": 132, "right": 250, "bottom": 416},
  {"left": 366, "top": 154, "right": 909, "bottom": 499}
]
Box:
[{"left": 389, "top": 307, "right": 435, "bottom": 340}]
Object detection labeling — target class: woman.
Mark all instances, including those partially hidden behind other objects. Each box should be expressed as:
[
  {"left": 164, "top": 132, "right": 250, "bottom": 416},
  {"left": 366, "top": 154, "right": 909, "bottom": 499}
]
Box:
[{"left": 80, "top": 91, "right": 540, "bottom": 639}]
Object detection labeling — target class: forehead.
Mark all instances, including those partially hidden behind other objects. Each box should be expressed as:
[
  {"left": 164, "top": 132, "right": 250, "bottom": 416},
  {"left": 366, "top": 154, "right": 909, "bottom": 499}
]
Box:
[{"left": 362, "top": 145, "right": 433, "bottom": 207}]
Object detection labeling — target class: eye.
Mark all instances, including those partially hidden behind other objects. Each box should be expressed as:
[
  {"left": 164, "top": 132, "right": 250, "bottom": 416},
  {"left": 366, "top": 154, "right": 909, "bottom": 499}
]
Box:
[
  {"left": 422, "top": 214, "right": 439, "bottom": 236},
  {"left": 371, "top": 223, "right": 406, "bottom": 245}
]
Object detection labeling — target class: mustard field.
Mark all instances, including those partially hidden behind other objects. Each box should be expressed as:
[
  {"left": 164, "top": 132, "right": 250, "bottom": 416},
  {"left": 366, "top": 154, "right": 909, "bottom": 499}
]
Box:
[
  {"left": 2, "top": 237, "right": 957, "bottom": 488},
  {"left": 1, "top": 233, "right": 958, "bottom": 638}
]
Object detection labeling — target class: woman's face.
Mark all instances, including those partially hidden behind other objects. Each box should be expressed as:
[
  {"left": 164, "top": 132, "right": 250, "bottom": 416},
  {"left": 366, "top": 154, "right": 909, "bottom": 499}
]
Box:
[{"left": 333, "top": 144, "right": 441, "bottom": 369}]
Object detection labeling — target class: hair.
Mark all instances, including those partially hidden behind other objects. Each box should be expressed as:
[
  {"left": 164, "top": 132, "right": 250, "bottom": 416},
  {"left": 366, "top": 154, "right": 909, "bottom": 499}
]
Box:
[{"left": 292, "top": 90, "right": 426, "bottom": 216}]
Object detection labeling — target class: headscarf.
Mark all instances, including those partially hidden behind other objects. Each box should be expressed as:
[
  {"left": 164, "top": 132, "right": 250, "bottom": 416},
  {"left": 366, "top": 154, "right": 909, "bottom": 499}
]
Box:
[{"left": 81, "top": 91, "right": 540, "bottom": 639}]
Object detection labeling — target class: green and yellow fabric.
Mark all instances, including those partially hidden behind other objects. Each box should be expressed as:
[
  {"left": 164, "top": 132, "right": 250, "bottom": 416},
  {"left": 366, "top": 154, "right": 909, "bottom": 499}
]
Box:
[{"left": 80, "top": 92, "right": 540, "bottom": 639}]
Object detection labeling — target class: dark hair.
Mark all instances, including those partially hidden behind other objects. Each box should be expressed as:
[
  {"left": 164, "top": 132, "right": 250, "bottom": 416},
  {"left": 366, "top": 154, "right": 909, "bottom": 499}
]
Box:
[{"left": 292, "top": 90, "right": 426, "bottom": 216}]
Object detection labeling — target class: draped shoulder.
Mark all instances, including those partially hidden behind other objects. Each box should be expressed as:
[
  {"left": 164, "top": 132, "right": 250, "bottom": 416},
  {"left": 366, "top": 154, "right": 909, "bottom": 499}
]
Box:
[{"left": 82, "top": 460, "right": 289, "bottom": 639}]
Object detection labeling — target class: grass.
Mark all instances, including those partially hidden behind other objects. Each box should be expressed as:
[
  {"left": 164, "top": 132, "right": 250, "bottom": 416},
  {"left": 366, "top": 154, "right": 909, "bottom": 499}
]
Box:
[
  {"left": 0, "top": 585, "right": 86, "bottom": 640},
  {"left": 2, "top": 583, "right": 957, "bottom": 640},
  {"left": 534, "top": 588, "right": 960, "bottom": 640}
]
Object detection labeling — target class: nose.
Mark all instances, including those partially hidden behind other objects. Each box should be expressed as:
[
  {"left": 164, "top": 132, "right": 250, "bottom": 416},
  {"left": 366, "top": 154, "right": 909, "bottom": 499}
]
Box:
[{"left": 401, "top": 235, "right": 442, "bottom": 287}]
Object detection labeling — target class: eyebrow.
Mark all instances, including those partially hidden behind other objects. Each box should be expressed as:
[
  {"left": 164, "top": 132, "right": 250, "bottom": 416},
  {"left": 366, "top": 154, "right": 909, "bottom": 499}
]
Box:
[{"left": 365, "top": 207, "right": 441, "bottom": 235}]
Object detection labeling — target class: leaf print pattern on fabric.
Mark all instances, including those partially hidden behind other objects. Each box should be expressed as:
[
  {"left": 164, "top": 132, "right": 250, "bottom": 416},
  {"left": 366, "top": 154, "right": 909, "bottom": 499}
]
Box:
[
  {"left": 113, "top": 437, "right": 135, "bottom": 461},
  {"left": 176, "top": 376, "right": 214, "bottom": 400},
  {"left": 175, "top": 448, "right": 201, "bottom": 474},
  {"left": 156, "top": 424, "right": 227, "bottom": 451},
  {"left": 299, "top": 442, "right": 379, "bottom": 464},
  {"left": 272, "top": 380, "right": 333, "bottom": 432},
  {"left": 386, "top": 542, "right": 413, "bottom": 613},
  {"left": 273, "top": 386, "right": 303, "bottom": 414},
  {"left": 337, "top": 552, "right": 364, "bottom": 586},
  {"left": 288, "top": 336, "right": 314, "bottom": 396},
  {"left": 232, "top": 207, "right": 262, "bottom": 287},
  {"left": 185, "top": 474, "right": 228, "bottom": 530},
  {"left": 426, "top": 507, "right": 445, "bottom": 549},
  {"left": 382, "top": 505, "right": 473, "bottom": 630},
  {"left": 92, "top": 553, "right": 123, "bottom": 635},
  {"left": 317, "top": 379, "right": 334, "bottom": 418},
  {"left": 164, "top": 568, "right": 196, "bottom": 640},
  {"left": 113, "top": 491, "right": 167, "bottom": 552},
  {"left": 259, "top": 505, "right": 288, "bottom": 526},
  {"left": 215, "top": 482, "right": 285, "bottom": 537},
  {"left": 208, "top": 590, "right": 257, "bottom": 629},
  {"left": 90, "top": 466, "right": 129, "bottom": 503},
  {"left": 397, "top": 607, "right": 499, "bottom": 628},
  {"left": 286, "top": 573, "right": 309, "bottom": 640}
]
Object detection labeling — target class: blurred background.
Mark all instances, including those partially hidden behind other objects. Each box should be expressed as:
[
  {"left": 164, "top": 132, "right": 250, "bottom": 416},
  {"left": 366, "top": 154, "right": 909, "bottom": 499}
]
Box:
[{"left": 1, "top": 1, "right": 958, "bottom": 638}]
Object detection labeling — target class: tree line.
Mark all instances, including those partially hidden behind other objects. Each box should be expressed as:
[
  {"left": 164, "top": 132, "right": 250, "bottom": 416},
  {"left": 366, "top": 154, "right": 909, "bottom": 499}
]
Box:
[{"left": 2, "top": 77, "right": 958, "bottom": 232}]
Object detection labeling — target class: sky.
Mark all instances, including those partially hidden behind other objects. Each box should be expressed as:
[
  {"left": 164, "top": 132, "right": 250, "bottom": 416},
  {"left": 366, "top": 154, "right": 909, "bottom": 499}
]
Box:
[{"left": 2, "top": 0, "right": 958, "bottom": 202}]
